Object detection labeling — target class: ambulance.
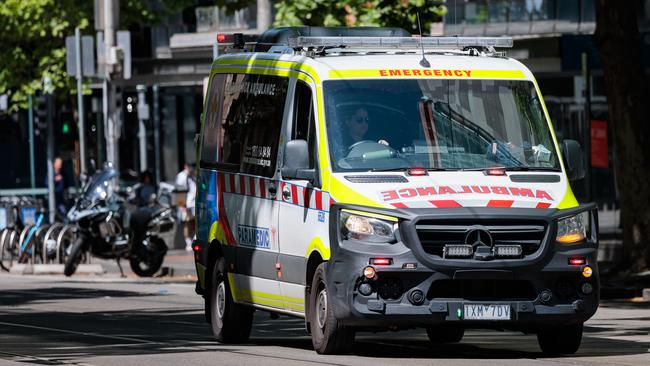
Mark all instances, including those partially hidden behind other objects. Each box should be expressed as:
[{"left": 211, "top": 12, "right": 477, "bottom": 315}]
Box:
[{"left": 193, "top": 27, "right": 599, "bottom": 355}]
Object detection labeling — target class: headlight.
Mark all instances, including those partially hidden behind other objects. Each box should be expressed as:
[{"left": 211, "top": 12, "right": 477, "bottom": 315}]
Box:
[
  {"left": 340, "top": 210, "right": 396, "bottom": 243},
  {"left": 556, "top": 212, "right": 589, "bottom": 244}
]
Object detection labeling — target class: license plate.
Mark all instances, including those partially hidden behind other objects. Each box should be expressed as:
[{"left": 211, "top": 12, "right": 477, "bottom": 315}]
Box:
[{"left": 463, "top": 304, "right": 511, "bottom": 320}]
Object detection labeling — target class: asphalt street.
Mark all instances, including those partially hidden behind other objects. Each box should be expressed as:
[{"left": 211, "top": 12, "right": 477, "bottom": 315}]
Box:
[{"left": 0, "top": 274, "right": 648, "bottom": 366}]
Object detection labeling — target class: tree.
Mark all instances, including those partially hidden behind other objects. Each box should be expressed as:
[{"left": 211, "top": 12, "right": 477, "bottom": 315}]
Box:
[
  {"left": 594, "top": 0, "right": 650, "bottom": 271},
  {"left": 0, "top": 0, "right": 192, "bottom": 112},
  {"left": 274, "top": 0, "right": 447, "bottom": 33}
]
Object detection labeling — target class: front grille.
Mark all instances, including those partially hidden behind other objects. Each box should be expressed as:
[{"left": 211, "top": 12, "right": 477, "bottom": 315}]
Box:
[
  {"left": 415, "top": 219, "right": 547, "bottom": 259},
  {"left": 427, "top": 279, "right": 537, "bottom": 301}
]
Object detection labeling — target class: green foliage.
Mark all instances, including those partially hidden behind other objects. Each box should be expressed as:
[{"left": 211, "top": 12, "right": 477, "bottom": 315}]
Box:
[
  {"left": 274, "top": 0, "right": 447, "bottom": 33},
  {"left": 0, "top": 0, "right": 192, "bottom": 112},
  {"left": 0, "top": 0, "right": 91, "bottom": 111}
]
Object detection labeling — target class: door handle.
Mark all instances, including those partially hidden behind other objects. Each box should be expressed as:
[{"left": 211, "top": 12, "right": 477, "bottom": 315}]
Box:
[{"left": 267, "top": 185, "right": 277, "bottom": 198}]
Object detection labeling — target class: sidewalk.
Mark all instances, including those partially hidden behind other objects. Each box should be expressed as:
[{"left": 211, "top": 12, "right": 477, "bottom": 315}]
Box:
[{"left": 95, "top": 249, "right": 196, "bottom": 279}]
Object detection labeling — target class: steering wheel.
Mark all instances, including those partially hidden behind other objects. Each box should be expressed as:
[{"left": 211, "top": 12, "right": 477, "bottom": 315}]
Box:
[{"left": 348, "top": 140, "right": 379, "bottom": 150}]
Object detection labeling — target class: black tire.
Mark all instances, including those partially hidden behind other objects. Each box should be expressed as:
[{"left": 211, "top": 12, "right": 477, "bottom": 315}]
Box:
[
  {"left": 537, "top": 323, "right": 583, "bottom": 355},
  {"left": 308, "top": 263, "right": 354, "bottom": 354},
  {"left": 426, "top": 326, "right": 465, "bottom": 344},
  {"left": 129, "top": 237, "right": 166, "bottom": 277},
  {"left": 209, "top": 257, "right": 254, "bottom": 343},
  {"left": 64, "top": 237, "right": 85, "bottom": 277}
]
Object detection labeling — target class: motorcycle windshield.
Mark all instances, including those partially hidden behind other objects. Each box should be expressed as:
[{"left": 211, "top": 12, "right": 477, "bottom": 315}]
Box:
[{"left": 80, "top": 169, "right": 119, "bottom": 206}]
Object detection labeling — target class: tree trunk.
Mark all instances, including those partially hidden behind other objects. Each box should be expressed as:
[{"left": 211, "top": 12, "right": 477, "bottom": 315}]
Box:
[{"left": 594, "top": 0, "right": 650, "bottom": 272}]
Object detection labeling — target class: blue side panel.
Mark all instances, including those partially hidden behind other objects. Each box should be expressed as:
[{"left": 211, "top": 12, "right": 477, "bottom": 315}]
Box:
[{"left": 196, "top": 169, "right": 218, "bottom": 243}]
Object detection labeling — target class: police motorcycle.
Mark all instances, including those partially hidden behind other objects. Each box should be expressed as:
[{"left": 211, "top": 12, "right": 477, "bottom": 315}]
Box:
[{"left": 64, "top": 165, "right": 174, "bottom": 277}]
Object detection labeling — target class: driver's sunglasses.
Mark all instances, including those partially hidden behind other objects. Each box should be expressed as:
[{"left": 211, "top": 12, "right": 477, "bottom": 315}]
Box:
[{"left": 353, "top": 116, "right": 369, "bottom": 124}]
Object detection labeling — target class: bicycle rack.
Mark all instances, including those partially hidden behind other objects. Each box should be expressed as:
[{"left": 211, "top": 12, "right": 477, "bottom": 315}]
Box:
[
  {"left": 42, "top": 223, "right": 63, "bottom": 264},
  {"left": 18, "top": 224, "right": 34, "bottom": 263},
  {"left": 56, "top": 224, "right": 79, "bottom": 264},
  {"left": 31, "top": 224, "right": 50, "bottom": 264},
  {"left": 0, "top": 228, "right": 17, "bottom": 271}
]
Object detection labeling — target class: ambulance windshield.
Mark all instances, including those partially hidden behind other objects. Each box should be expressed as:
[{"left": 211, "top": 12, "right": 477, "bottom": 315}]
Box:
[{"left": 324, "top": 79, "right": 560, "bottom": 172}]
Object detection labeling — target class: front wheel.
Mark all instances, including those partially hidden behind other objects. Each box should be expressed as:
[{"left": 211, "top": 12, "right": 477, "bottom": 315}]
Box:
[
  {"left": 209, "top": 257, "right": 253, "bottom": 343},
  {"left": 63, "top": 237, "right": 86, "bottom": 277},
  {"left": 308, "top": 263, "right": 354, "bottom": 354},
  {"left": 129, "top": 237, "right": 166, "bottom": 277},
  {"left": 537, "top": 323, "right": 583, "bottom": 355}
]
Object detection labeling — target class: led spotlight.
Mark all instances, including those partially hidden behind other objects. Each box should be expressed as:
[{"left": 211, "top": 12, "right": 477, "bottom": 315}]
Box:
[{"left": 443, "top": 245, "right": 473, "bottom": 258}]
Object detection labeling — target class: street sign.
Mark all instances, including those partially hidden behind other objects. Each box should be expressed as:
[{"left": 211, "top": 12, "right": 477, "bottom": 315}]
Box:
[
  {"left": 97, "top": 32, "right": 105, "bottom": 76},
  {"left": 82, "top": 36, "right": 96, "bottom": 77},
  {"left": 67, "top": 34, "right": 97, "bottom": 77},
  {"left": 65, "top": 36, "right": 77, "bottom": 76}
]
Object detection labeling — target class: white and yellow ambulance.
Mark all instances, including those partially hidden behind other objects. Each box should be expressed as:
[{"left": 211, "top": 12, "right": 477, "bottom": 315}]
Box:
[{"left": 193, "top": 27, "right": 599, "bottom": 355}]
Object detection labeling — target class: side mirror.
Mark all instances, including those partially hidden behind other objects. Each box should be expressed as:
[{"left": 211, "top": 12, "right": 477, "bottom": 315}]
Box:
[
  {"left": 281, "top": 139, "right": 316, "bottom": 182},
  {"left": 562, "top": 139, "right": 585, "bottom": 181}
]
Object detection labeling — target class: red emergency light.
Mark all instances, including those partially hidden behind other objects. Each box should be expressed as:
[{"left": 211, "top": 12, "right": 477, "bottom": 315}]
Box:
[
  {"left": 370, "top": 258, "right": 393, "bottom": 266},
  {"left": 407, "top": 168, "right": 428, "bottom": 176},
  {"left": 485, "top": 168, "right": 506, "bottom": 176},
  {"left": 568, "top": 257, "right": 586, "bottom": 266}
]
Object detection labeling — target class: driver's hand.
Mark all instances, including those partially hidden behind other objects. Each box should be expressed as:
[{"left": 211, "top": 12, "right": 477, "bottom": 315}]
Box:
[{"left": 378, "top": 139, "right": 389, "bottom": 146}]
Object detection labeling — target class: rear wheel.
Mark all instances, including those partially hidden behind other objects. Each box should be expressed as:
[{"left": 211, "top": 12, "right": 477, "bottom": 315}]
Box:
[
  {"left": 308, "top": 263, "right": 354, "bottom": 354},
  {"left": 63, "top": 237, "right": 86, "bottom": 277},
  {"left": 537, "top": 323, "right": 583, "bottom": 355},
  {"left": 209, "top": 257, "right": 253, "bottom": 343},
  {"left": 426, "top": 326, "right": 465, "bottom": 344}
]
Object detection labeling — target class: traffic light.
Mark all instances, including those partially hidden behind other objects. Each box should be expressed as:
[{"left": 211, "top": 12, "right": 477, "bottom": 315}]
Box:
[
  {"left": 33, "top": 95, "right": 48, "bottom": 136},
  {"left": 34, "top": 95, "right": 47, "bottom": 125},
  {"left": 56, "top": 110, "right": 76, "bottom": 151}
]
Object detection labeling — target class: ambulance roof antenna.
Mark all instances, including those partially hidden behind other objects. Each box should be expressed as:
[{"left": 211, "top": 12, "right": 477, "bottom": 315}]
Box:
[{"left": 417, "top": 12, "right": 430, "bottom": 68}]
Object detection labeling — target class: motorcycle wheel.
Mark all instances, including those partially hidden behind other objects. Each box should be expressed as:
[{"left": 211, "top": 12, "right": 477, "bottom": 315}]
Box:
[
  {"left": 129, "top": 237, "right": 166, "bottom": 277},
  {"left": 64, "top": 237, "right": 86, "bottom": 277}
]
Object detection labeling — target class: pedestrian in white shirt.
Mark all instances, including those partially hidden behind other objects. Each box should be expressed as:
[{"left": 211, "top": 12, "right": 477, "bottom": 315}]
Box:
[{"left": 175, "top": 163, "right": 196, "bottom": 251}]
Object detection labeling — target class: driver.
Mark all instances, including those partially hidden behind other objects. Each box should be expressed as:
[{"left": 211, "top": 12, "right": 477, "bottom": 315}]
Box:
[{"left": 344, "top": 107, "right": 389, "bottom": 147}]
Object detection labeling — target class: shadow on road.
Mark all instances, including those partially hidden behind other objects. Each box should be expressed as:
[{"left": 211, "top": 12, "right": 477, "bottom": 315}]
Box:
[
  {"left": 0, "top": 287, "right": 649, "bottom": 364},
  {"left": 0, "top": 287, "right": 152, "bottom": 307}
]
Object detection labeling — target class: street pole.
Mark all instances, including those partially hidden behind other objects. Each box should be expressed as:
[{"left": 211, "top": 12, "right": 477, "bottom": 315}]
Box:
[
  {"left": 102, "top": 78, "right": 109, "bottom": 170},
  {"left": 75, "top": 27, "right": 87, "bottom": 175},
  {"left": 136, "top": 85, "right": 148, "bottom": 172},
  {"left": 104, "top": 0, "right": 119, "bottom": 170},
  {"left": 44, "top": 78, "right": 55, "bottom": 224},
  {"left": 153, "top": 84, "right": 161, "bottom": 183},
  {"left": 257, "top": 0, "right": 272, "bottom": 32},
  {"left": 28, "top": 95, "right": 35, "bottom": 189}
]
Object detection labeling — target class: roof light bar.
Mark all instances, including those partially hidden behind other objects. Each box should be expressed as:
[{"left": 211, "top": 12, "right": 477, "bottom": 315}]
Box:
[{"left": 288, "top": 36, "right": 513, "bottom": 50}]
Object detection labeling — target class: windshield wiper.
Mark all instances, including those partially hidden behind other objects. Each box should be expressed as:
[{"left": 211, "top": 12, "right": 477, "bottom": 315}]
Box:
[
  {"left": 503, "top": 166, "right": 561, "bottom": 172},
  {"left": 369, "top": 167, "right": 452, "bottom": 172},
  {"left": 439, "top": 166, "right": 561, "bottom": 172},
  {"left": 369, "top": 167, "right": 410, "bottom": 172}
]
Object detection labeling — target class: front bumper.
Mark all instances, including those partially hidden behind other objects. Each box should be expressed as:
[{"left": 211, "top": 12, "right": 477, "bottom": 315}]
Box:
[{"left": 326, "top": 204, "right": 599, "bottom": 331}]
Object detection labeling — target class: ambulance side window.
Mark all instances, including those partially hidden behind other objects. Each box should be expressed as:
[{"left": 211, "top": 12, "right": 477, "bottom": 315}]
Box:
[
  {"left": 219, "top": 73, "right": 289, "bottom": 176},
  {"left": 200, "top": 74, "right": 225, "bottom": 165},
  {"left": 292, "top": 81, "right": 316, "bottom": 169}
]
